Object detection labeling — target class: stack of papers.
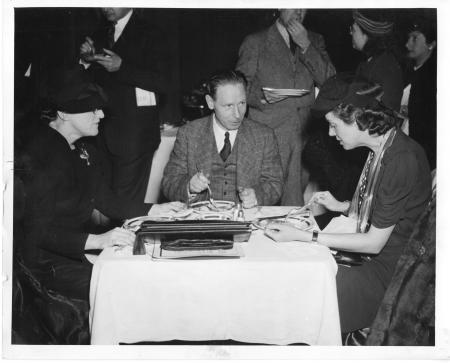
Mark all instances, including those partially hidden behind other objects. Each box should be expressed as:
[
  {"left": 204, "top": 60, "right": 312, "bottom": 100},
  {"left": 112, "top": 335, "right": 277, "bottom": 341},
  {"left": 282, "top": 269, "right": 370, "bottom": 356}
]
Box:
[{"left": 151, "top": 242, "right": 244, "bottom": 259}]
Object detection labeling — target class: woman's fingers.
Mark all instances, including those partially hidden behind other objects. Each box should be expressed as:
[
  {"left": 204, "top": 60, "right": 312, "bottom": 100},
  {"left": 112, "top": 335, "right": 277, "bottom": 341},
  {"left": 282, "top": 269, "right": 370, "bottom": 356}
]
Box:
[{"left": 111, "top": 228, "right": 135, "bottom": 246}]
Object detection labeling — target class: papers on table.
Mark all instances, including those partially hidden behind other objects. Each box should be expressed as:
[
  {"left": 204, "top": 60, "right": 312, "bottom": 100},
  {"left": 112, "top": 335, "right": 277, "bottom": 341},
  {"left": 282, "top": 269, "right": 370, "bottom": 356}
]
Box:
[
  {"left": 262, "top": 87, "right": 310, "bottom": 97},
  {"left": 151, "top": 242, "right": 244, "bottom": 260}
]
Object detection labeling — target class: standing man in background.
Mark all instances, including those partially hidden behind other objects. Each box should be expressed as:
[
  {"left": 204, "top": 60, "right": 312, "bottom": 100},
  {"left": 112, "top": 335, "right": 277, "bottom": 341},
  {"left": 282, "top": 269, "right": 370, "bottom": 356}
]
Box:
[
  {"left": 237, "top": 9, "right": 335, "bottom": 206},
  {"left": 80, "top": 8, "right": 168, "bottom": 202}
]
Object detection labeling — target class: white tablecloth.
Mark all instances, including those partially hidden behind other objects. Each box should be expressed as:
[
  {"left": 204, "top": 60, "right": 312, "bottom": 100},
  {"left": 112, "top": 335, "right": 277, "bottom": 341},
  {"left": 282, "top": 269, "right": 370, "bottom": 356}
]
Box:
[{"left": 89, "top": 208, "right": 341, "bottom": 345}]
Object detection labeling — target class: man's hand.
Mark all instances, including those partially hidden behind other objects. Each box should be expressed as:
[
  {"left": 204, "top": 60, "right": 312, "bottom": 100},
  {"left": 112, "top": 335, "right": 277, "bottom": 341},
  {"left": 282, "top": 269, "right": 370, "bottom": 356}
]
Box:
[
  {"left": 93, "top": 49, "right": 122, "bottom": 72},
  {"left": 189, "top": 171, "right": 210, "bottom": 194},
  {"left": 80, "top": 36, "right": 96, "bottom": 62},
  {"left": 238, "top": 187, "right": 258, "bottom": 209},
  {"left": 286, "top": 19, "right": 311, "bottom": 51}
]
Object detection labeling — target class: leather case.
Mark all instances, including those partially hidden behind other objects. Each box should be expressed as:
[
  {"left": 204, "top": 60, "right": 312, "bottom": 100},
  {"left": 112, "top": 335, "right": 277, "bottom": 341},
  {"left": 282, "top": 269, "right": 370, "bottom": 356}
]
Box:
[{"left": 133, "top": 220, "right": 252, "bottom": 255}]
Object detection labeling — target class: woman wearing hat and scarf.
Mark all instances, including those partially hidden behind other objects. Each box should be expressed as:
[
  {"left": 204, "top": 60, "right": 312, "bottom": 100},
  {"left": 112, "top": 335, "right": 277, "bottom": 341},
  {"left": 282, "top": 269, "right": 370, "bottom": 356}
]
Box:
[
  {"left": 20, "top": 66, "right": 183, "bottom": 305},
  {"left": 265, "top": 74, "right": 431, "bottom": 335},
  {"left": 404, "top": 12, "right": 437, "bottom": 169}
]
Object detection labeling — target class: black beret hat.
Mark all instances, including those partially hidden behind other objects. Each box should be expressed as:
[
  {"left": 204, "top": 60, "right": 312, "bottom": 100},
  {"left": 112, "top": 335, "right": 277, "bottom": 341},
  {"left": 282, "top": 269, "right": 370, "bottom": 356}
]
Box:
[
  {"left": 48, "top": 65, "right": 108, "bottom": 113},
  {"left": 407, "top": 11, "right": 437, "bottom": 43},
  {"left": 312, "top": 73, "right": 383, "bottom": 118}
]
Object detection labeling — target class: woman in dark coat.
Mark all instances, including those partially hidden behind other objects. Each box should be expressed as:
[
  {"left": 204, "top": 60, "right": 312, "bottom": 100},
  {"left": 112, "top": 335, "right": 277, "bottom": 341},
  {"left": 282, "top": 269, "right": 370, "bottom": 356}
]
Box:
[
  {"left": 350, "top": 9, "right": 403, "bottom": 111},
  {"left": 20, "top": 66, "right": 182, "bottom": 303},
  {"left": 265, "top": 75, "right": 431, "bottom": 334}
]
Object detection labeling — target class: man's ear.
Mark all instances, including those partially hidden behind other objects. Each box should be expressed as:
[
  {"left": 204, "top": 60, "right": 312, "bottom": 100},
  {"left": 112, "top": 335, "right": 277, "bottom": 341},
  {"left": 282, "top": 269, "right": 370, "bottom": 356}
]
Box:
[{"left": 205, "top": 95, "right": 214, "bottom": 110}]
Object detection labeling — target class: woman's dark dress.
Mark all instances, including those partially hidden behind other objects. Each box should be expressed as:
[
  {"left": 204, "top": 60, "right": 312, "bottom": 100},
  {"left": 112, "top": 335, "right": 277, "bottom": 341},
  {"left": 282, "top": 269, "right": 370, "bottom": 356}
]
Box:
[
  {"left": 336, "top": 131, "right": 431, "bottom": 333},
  {"left": 21, "top": 125, "right": 151, "bottom": 302}
]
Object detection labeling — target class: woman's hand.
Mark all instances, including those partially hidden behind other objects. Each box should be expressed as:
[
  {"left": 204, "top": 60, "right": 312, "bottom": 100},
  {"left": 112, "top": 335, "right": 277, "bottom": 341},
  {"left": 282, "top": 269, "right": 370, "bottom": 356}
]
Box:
[
  {"left": 86, "top": 227, "right": 135, "bottom": 250},
  {"left": 312, "top": 191, "right": 349, "bottom": 213},
  {"left": 264, "top": 223, "right": 311, "bottom": 242}
]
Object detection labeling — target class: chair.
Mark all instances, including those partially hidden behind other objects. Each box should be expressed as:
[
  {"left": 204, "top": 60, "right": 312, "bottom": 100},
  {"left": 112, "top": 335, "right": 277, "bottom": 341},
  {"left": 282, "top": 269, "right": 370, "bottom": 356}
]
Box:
[
  {"left": 365, "top": 177, "right": 436, "bottom": 345},
  {"left": 12, "top": 254, "right": 90, "bottom": 344}
]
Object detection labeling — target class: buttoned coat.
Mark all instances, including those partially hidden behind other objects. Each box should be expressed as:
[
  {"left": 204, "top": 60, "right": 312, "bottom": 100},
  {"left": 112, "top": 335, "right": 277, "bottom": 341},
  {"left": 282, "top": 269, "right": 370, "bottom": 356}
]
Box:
[
  {"left": 236, "top": 23, "right": 335, "bottom": 205},
  {"left": 162, "top": 115, "right": 284, "bottom": 206}
]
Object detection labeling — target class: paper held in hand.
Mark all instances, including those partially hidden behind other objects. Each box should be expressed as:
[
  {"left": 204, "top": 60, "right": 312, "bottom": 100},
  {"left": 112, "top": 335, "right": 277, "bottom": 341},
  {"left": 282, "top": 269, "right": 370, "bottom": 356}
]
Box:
[{"left": 262, "top": 87, "right": 309, "bottom": 97}]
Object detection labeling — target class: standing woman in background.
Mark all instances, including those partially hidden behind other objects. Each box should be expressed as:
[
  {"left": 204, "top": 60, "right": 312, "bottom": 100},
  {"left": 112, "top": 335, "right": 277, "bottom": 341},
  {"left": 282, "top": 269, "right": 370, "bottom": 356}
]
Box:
[
  {"left": 404, "top": 13, "right": 437, "bottom": 170},
  {"left": 350, "top": 9, "right": 404, "bottom": 111},
  {"left": 350, "top": 9, "right": 403, "bottom": 111}
]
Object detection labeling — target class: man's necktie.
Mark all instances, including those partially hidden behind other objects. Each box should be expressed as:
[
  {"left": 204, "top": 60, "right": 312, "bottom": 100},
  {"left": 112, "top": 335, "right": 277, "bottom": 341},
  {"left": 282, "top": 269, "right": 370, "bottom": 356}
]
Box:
[
  {"left": 220, "top": 132, "right": 232, "bottom": 162},
  {"left": 288, "top": 34, "right": 296, "bottom": 55},
  {"left": 106, "top": 22, "right": 116, "bottom": 49}
]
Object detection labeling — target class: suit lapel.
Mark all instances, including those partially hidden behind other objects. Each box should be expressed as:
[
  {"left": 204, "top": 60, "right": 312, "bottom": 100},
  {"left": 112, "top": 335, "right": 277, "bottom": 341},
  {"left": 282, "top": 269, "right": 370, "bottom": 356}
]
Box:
[
  {"left": 194, "top": 116, "right": 216, "bottom": 173},
  {"left": 267, "top": 24, "right": 295, "bottom": 68},
  {"left": 236, "top": 119, "right": 256, "bottom": 188},
  {"left": 111, "top": 11, "right": 137, "bottom": 53}
]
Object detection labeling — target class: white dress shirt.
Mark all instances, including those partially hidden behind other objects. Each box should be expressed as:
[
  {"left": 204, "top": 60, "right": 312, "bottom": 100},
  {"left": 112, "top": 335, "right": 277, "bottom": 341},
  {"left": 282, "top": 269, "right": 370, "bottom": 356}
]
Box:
[
  {"left": 212, "top": 115, "right": 238, "bottom": 153},
  {"left": 114, "top": 9, "right": 133, "bottom": 42}
]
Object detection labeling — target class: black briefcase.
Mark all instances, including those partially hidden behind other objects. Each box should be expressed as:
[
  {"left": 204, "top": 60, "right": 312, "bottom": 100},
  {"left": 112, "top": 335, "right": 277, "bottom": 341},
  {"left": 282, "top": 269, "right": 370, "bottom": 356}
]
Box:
[{"left": 133, "top": 220, "right": 252, "bottom": 255}]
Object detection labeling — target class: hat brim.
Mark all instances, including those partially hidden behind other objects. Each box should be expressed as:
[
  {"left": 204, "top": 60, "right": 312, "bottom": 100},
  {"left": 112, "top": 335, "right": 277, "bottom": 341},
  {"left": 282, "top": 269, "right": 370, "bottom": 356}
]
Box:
[{"left": 59, "top": 93, "right": 107, "bottom": 114}]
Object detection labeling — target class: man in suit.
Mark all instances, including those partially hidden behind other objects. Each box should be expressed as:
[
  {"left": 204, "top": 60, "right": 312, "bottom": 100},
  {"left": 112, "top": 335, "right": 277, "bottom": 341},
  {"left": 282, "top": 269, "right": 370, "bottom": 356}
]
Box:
[
  {"left": 162, "top": 70, "right": 283, "bottom": 208},
  {"left": 79, "top": 8, "right": 168, "bottom": 202},
  {"left": 236, "top": 9, "right": 335, "bottom": 206}
]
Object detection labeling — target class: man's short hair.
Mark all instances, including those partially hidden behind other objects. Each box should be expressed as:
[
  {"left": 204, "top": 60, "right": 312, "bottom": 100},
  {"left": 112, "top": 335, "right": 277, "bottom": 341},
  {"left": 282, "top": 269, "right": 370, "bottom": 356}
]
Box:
[{"left": 206, "top": 70, "right": 247, "bottom": 99}]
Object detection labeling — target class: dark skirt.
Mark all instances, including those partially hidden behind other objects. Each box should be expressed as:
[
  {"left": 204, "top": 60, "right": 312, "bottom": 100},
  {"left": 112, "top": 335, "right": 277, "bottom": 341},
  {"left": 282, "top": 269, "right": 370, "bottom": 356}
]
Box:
[{"left": 336, "top": 260, "right": 389, "bottom": 333}]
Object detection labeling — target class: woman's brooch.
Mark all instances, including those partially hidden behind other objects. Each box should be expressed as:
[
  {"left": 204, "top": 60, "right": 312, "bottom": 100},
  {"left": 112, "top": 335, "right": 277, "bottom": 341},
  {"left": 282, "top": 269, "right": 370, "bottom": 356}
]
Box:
[{"left": 79, "top": 144, "right": 91, "bottom": 166}]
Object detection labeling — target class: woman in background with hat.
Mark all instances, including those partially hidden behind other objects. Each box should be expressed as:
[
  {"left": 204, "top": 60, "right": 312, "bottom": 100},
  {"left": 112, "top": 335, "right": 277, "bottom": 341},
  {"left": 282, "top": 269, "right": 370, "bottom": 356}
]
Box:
[
  {"left": 20, "top": 66, "right": 182, "bottom": 305},
  {"left": 351, "top": 9, "right": 403, "bottom": 111},
  {"left": 265, "top": 75, "right": 431, "bottom": 335},
  {"left": 404, "top": 11, "right": 437, "bottom": 169}
]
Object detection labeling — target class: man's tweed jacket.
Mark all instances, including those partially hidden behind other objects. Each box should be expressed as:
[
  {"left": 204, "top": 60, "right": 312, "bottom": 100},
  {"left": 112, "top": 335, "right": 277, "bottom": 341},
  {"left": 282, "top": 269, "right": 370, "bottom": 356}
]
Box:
[{"left": 162, "top": 115, "right": 283, "bottom": 206}]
